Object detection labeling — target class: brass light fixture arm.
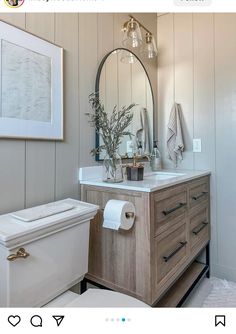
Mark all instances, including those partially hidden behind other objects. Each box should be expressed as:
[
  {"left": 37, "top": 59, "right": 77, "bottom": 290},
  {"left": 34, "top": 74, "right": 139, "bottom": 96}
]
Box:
[
  {"left": 122, "top": 14, "right": 157, "bottom": 59},
  {"left": 128, "top": 14, "right": 152, "bottom": 35}
]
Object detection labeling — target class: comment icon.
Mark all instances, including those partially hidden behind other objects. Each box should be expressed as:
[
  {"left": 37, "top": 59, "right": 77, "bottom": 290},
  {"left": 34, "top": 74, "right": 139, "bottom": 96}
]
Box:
[{"left": 30, "top": 315, "right": 43, "bottom": 327}]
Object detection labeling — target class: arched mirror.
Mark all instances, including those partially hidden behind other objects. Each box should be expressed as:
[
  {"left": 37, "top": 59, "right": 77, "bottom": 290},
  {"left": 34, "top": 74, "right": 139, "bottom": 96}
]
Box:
[{"left": 95, "top": 48, "right": 154, "bottom": 161}]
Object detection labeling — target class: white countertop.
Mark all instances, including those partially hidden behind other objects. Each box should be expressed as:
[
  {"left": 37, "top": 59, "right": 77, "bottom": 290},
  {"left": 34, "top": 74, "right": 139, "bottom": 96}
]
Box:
[{"left": 79, "top": 167, "right": 211, "bottom": 193}]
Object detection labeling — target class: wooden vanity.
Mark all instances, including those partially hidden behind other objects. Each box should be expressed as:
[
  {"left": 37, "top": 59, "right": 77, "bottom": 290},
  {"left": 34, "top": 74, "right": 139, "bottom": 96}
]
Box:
[{"left": 81, "top": 172, "right": 210, "bottom": 306}]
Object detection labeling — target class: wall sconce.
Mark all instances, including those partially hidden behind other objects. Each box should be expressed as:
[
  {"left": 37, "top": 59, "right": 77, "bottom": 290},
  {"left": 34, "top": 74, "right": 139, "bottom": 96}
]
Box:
[
  {"left": 122, "top": 15, "right": 157, "bottom": 60},
  {"left": 122, "top": 17, "right": 143, "bottom": 49},
  {"left": 140, "top": 32, "right": 157, "bottom": 59}
]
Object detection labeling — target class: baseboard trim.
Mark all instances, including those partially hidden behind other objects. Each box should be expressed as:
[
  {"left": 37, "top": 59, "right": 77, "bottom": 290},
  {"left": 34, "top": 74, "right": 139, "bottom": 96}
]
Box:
[{"left": 212, "top": 263, "right": 236, "bottom": 282}]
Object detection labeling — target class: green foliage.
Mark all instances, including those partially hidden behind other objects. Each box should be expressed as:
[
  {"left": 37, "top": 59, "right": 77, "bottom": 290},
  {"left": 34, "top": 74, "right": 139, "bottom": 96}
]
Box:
[{"left": 86, "top": 93, "right": 135, "bottom": 157}]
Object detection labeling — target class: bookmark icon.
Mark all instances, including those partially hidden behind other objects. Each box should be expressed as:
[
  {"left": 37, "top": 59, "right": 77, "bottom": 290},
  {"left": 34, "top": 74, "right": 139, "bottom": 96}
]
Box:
[
  {"left": 215, "top": 315, "right": 226, "bottom": 327},
  {"left": 52, "top": 315, "right": 65, "bottom": 327}
]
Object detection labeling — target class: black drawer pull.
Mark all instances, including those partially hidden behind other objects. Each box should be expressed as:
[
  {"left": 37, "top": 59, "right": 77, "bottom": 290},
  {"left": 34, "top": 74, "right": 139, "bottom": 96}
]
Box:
[
  {"left": 192, "top": 221, "right": 209, "bottom": 235},
  {"left": 162, "top": 202, "right": 186, "bottom": 216},
  {"left": 192, "top": 191, "right": 208, "bottom": 201},
  {"left": 163, "top": 241, "right": 187, "bottom": 262}
]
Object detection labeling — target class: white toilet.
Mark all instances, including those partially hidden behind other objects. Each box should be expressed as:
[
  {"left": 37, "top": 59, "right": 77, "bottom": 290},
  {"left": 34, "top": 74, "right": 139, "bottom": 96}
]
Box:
[{"left": 0, "top": 198, "right": 148, "bottom": 307}]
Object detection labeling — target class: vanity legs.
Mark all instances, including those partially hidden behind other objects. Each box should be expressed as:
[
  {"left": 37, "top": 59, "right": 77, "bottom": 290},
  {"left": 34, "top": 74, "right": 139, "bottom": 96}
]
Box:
[
  {"left": 80, "top": 277, "right": 111, "bottom": 294},
  {"left": 80, "top": 279, "right": 87, "bottom": 294},
  {"left": 206, "top": 242, "right": 210, "bottom": 278}
]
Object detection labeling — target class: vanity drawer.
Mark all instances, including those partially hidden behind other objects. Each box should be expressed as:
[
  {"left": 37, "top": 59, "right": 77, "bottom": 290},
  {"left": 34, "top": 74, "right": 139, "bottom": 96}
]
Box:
[
  {"left": 153, "top": 185, "right": 187, "bottom": 236},
  {"left": 154, "top": 220, "right": 188, "bottom": 287},
  {"left": 189, "top": 177, "right": 209, "bottom": 211},
  {"left": 190, "top": 207, "right": 210, "bottom": 254}
]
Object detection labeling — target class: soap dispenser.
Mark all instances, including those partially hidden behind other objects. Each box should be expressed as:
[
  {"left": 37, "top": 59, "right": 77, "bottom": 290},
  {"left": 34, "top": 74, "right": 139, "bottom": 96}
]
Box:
[
  {"left": 137, "top": 141, "right": 143, "bottom": 156},
  {"left": 150, "top": 140, "right": 162, "bottom": 171}
]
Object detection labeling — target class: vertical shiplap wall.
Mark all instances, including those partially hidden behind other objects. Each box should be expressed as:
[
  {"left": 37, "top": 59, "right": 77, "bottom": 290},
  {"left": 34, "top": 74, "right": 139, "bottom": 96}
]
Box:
[
  {"left": 25, "top": 14, "right": 57, "bottom": 207},
  {"left": 0, "top": 13, "right": 157, "bottom": 214},
  {"left": 157, "top": 13, "right": 236, "bottom": 281},
  {"left": 214, "top": 14, "right": 236, "bottom": 280},
  {"left": 0, "top": 14, "right": 26, "bottom": 214}
]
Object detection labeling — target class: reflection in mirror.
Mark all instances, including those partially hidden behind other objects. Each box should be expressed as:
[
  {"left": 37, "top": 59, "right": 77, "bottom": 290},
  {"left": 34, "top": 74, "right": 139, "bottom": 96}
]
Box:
[{"left": 96, "top": 48, "right": 154, "bottom": 160}]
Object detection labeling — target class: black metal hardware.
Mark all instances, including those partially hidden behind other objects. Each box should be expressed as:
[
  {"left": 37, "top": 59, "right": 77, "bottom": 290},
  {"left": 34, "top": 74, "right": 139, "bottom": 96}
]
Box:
[
  {"left": 163, "top": 241, "right": 187, "bottom": 263},
  {"left": 206, "top": 242, "right": 210, "bottom": 278},
  {"left": 192, "top": 191, "right": 208, "bottom": 201},
  {"left": 81, "top": 278, "right": 111, "bottom": 293},
  {"left": 192, "top": 221, "right": 209, "bottom": 235},
  {"left": 80, "top": 279, "right": 87, "bottom": 294},
  {"left": 176, "top": 263, "right": 209, "bottom": 307},
  {"left": 162, "top": 202, "right": 186, "bottom": 216}
]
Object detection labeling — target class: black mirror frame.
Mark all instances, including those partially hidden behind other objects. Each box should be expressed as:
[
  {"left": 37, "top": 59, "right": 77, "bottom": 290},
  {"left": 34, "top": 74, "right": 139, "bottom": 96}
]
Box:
[{"left": 94, "top": 47, "right": 155, "bottom": 161}]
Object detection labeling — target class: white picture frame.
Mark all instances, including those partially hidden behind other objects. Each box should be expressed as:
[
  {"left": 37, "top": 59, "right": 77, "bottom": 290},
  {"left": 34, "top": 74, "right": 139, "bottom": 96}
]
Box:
[{"left": 0, "top": 20, "right": 63, "bottom": 140}]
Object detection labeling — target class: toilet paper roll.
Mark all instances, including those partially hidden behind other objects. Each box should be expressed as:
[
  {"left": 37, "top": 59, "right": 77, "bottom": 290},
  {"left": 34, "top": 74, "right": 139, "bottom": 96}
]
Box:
[{"left": 103, "top": 200, "right": 135, "bottom": 231}]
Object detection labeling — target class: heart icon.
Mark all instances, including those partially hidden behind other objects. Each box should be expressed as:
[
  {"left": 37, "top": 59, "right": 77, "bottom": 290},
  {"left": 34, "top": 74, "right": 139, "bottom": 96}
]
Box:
[{"left": 8, "top": 315, "right": 21, "bottom": 327}]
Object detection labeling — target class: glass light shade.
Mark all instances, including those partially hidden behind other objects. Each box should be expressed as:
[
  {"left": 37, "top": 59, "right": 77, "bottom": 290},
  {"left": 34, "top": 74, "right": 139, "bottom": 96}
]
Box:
[
  {"left": 120, "top": 50, "right": 137, "bottom": 64},
  {"left": 122, "top": 18, "right": 143, "bottom": 49},
  {"left": 140, "top": 33, "right": 157, "bottom": 59}
]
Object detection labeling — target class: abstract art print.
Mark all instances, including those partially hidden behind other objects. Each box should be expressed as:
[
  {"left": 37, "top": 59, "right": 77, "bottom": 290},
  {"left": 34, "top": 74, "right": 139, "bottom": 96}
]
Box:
[{"left": 0, "top": 20, "right": 63, "bottom": 140}]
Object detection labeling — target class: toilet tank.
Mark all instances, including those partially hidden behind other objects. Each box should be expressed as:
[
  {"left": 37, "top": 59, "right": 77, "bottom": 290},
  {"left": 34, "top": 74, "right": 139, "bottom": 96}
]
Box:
[{"left": 0, "top": 199, "right": 98, "bottom": 307}]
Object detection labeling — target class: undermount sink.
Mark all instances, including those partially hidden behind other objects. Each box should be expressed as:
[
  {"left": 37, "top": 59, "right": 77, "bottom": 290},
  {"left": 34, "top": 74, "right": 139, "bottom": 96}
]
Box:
[{"left": 144, "top": 172, "right": 186, "bottom": 180}]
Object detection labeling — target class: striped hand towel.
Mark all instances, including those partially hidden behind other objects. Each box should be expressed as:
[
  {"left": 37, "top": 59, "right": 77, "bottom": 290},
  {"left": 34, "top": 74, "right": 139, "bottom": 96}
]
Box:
[{"left": 167, "top": 103, "right": 184, "bottom": 166}]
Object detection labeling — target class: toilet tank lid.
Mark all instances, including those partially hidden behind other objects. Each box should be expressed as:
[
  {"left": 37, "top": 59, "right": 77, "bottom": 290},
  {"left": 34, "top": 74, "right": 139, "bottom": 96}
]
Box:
[{"left": 0, "top": 198, "right": 98, "bottom": 248}]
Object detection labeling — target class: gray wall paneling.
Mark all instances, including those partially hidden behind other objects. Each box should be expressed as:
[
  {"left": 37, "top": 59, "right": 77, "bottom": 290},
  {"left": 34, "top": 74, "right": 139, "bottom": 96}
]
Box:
[
  {"left": 192, "top": 14, "right": 217, "bottom": 266},
  {"left": 25, "top": 14, "right": 56, "bottom": 207},
  {"left": 157, "top": 14, "right": 174, "bottom": 169},
  {"left": 0, "top": 14, "right": 26, "bottom": 214},
  {"left": 55, "top": 14, "right": 79, "bottom": 200},
  {"left": 214, "top": 14, "right": 236, "bottom": 280},
  {"left": 78, "top": 13, "right": 98, "bottom": 168},
  {"left": 157, "top": 13, "right": 236, "bottom": 281},
  {"left": 174, "top": 14, "right": 194, "bottom": 170}
]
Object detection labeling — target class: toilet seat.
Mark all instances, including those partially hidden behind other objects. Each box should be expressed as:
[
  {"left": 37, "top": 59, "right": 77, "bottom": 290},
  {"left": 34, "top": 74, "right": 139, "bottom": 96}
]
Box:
[
  {"left": 45, "top": 289, "right": 149, "bottom": 308},
  {"left": 67, "top": 289, "right": 149, "bottom": 307}
]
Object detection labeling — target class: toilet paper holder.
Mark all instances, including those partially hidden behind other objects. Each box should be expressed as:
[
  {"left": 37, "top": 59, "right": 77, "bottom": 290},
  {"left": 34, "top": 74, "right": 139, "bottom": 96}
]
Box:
[
  {"left": 125, "top": 212, "right": 135, "bottom": 219},
  {"left": 102, "top": 200, "right": 136, "bottom": 231},
  {"left": 101, "top": 208, "right": 135, "bottom": 219}
]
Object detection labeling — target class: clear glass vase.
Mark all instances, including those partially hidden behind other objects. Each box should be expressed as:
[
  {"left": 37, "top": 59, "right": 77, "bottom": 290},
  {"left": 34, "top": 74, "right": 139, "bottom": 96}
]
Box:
[{"left": 102, "top": 151, "right": 123, "bottom": 183}]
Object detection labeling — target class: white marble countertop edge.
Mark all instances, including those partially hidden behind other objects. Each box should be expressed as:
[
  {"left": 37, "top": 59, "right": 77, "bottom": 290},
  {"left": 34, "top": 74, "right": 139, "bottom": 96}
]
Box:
[{"left": 79, "top": 169, "right": 211, "bottom": 193}]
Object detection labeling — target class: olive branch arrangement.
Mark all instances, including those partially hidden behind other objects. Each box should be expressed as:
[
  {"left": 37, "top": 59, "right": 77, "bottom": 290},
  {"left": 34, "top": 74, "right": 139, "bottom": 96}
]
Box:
[{"left": 86, "top": 93, "right": 136, "bottom": 157}]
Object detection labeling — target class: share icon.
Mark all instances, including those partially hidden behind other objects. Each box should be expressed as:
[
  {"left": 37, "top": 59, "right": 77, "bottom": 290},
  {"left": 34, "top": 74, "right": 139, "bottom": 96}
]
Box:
[{"left": 52, "top": 315, "right": 65, "bottom": 327}]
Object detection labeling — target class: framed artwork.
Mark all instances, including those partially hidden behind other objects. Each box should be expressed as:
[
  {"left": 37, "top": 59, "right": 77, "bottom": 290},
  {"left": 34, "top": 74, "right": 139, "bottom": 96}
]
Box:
[{"left": 0, "top": 20, "right": 63, "bottom": 140}]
